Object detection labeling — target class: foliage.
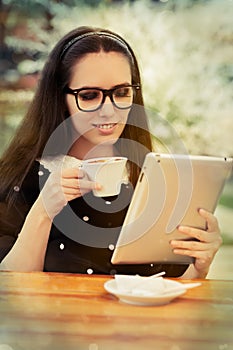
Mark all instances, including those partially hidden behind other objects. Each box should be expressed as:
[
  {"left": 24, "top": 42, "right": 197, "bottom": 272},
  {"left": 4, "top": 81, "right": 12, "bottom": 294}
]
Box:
[
  {"left": 219, "top": 180, "right": 233, "bottom": 209},
  {"left": 1, "top": 0, "right": 233, "bottom": 156}
]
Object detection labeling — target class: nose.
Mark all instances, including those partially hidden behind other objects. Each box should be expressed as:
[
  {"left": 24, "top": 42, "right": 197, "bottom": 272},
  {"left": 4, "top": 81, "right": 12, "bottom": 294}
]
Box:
[{"left": 99, "top": 96, "right": 115, "bottom": 117}]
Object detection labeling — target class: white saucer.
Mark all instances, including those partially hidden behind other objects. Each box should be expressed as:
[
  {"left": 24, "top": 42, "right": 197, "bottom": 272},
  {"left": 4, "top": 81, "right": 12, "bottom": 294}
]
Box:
[{"left": 104, "top": 279, "right": 187, "bottom": 306}]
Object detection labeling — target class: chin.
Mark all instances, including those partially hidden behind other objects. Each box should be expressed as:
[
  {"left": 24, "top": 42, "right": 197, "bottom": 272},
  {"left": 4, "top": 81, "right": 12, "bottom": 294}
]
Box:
[{"left": 97, "top": 137, "right": 119, "bottom": 146}]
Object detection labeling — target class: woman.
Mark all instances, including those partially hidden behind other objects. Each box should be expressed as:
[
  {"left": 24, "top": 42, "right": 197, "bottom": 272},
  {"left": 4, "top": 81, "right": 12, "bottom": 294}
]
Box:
[{"left": 0, "top": 26, "right": 221, "bottom": 277}]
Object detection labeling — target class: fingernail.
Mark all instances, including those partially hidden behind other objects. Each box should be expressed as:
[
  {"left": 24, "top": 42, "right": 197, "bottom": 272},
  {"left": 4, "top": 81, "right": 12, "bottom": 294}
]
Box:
[{"left": 95, "top": 183, "right": 102, "bottom": 190}]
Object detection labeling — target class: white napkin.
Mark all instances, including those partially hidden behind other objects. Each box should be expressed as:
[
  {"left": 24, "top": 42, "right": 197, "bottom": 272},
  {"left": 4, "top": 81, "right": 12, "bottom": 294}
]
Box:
[
  {"left": 114, "top": 274, "right": 201, "bottom": 297},
  {"left": 115, "top": 275, "right": 166, "bottom": 296}
]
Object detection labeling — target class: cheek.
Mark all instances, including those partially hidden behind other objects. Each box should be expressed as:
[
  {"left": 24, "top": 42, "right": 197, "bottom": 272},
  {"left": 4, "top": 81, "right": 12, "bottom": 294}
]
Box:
[
  {"left": 70, "top": 115, "right": 93, "bottom": 135},
  {"left": 120, "top": 110, "right": 130, "bottom": 132},
  {"left": 118, "top": 109, "right": 130, "bottom": 125},
  {"left": 66, "top": 95, "right": 78, "bottom": 116}
]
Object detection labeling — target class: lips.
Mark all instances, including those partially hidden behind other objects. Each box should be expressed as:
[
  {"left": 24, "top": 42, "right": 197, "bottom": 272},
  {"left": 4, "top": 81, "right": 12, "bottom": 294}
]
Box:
[
  {"left": 92, "top": 122, "right": 118, "bottom": 136},
  {"left": 93, "top": 123, "right": 117, "bottom": 130}
]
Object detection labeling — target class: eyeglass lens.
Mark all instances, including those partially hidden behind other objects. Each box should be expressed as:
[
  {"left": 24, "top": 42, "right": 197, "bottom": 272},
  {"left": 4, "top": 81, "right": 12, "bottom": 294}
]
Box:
[{"left": 77, "top": 86, "right": 134, "bottom": 111}]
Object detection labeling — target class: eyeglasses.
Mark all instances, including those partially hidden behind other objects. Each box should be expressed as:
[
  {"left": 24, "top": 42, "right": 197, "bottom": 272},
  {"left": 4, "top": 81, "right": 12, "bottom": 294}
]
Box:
[{"left": 65, "top": 84, "right": 140, "bottom": 112}]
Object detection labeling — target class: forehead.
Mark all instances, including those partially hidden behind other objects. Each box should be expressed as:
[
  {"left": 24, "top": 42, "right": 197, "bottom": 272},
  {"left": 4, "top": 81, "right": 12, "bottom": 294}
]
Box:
[{"left": 69, "top": 51, "right": 132, "bottom": 88}]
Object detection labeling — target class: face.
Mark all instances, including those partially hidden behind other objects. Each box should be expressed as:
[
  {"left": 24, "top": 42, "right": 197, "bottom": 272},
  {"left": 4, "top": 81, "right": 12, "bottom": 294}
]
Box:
[{"left": 66, "top": 51, "right": 132, "bottom": 158}]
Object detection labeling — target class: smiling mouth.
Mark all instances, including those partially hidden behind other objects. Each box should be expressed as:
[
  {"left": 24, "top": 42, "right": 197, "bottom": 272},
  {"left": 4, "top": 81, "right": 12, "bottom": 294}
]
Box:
[{"left": 93, "top": 123, "right": 117, "bottom": 130}]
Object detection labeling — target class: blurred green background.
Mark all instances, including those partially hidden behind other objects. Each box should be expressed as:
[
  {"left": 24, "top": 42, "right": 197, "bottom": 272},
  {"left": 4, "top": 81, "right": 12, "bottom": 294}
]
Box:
[{"left": 0, "top": 0, "right": 232, "bottom": 277}]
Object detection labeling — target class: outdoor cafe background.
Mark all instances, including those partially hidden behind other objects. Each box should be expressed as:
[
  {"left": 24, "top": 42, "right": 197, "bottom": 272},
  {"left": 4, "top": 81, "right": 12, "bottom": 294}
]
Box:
[{"left": 0, "top": 0, "right": 232, "bottom": 279}]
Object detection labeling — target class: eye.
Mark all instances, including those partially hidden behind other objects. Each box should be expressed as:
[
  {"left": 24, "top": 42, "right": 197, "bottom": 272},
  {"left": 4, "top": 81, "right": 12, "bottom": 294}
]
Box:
[
  {"left": 78, "top": 90, "right": 101, "bottom": 101},
  {"left": 114, "top": 87, "right": 132, "bottom": 98}
]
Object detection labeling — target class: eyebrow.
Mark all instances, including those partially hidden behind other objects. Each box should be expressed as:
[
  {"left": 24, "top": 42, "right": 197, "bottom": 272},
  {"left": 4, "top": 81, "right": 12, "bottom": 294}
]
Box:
[{"left": 74, "top": 82, "right": 132, "bottom": 90}]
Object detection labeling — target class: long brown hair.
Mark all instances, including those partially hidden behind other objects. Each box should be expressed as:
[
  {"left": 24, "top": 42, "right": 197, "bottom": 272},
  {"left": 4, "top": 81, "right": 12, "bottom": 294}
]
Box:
[{"left": 0, "top": 26, "right": 152, "bottom": 204}]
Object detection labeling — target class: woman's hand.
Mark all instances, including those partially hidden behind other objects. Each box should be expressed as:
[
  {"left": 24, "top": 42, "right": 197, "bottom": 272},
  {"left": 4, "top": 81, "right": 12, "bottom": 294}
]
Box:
[
  {"left": 170, "top": 209, "right": 222, "bottom": 278},
  {"left": 60, "top": 168, "right": 100, "bottom": 202},
  {"left": 38, "top": 168, "right": 100, "bottom": 220}
]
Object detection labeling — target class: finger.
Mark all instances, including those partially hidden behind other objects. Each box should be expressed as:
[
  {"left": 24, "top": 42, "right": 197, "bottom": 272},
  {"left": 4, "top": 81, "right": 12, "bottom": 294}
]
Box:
[
  {"left": 61, "top": 178, "right": 81, "bottom": 190},
  {"left": 63, "top": 187, "right": 81, "bottom": 195},
  {"left": 170, "top": 238, "right": 208, "bottom": 251},
  {"left": 198, "top": 208, "right": 219, "bottom": 232},
  {"left": 172, "top": 247, "right": 212, "bottom": 264},
  {"left": 61, "top": 167, "right": 86, "bottom": 179},
  {"left": 177, "top": 225, "right": 209, "bottom": 242},
  {"left": 64, "top": 185, "right": 93, "bottom": 201},
  {"left": 178, "top": 225, "right": 221, "bottom": 244},
  {"left": 64, "top": 187, "right": 85, "bottom": 200},
  {"left": 63, "top": 180, "right": 101, "bottom": 197},
  {"left": 78, "top": 179, "right": 102, "bottom": 191},
  {"left": 61, "top": 168, "right": 79, "bottom": 178},
  {"left": 171, "top": 238, "right": 221, "bottom": 263},
  {"left": 172, "top": 247, "right": 197, "bottom": 258},
  {"left": 61, "top": 175, "right": 100, "bottom": 189}
]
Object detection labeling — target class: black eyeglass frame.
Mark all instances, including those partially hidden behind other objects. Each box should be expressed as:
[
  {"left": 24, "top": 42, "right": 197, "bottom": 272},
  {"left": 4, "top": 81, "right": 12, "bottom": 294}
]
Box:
[{"left": 65, "top": 84, "right": 140, "bottom": 112}]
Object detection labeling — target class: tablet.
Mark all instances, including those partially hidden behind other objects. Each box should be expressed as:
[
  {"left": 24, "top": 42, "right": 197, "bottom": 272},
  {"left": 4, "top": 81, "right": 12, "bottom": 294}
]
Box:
[{"left": 111, "top": 153, "right": 232, "bottom": 265}]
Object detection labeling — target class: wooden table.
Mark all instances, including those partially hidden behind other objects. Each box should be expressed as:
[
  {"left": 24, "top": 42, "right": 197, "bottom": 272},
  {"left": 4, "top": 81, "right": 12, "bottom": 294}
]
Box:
[{"left": 0, "top": 271, "right": 232, "bottom": 350}]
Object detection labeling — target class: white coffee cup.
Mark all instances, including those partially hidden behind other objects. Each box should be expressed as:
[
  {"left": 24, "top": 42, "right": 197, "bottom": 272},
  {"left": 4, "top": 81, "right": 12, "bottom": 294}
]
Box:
[{"left": 81, "top": 156, "right": 128, "bottom": 197}]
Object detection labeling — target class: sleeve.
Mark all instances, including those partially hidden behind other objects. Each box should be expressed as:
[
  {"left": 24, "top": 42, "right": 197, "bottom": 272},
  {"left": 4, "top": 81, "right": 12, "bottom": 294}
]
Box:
[
  {"left": 0, "top": 235, "right": 16, "bottom": 261},
  {"left": 0, "top": 200, "right": 30, "bottom": 261},
  {"left": 0, "top": 161, "right": 50, "bottom": 263}
]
